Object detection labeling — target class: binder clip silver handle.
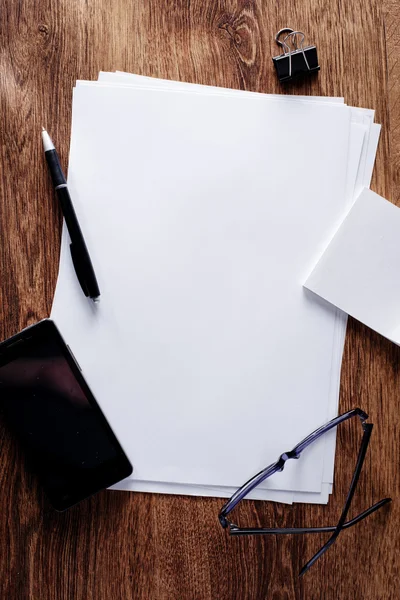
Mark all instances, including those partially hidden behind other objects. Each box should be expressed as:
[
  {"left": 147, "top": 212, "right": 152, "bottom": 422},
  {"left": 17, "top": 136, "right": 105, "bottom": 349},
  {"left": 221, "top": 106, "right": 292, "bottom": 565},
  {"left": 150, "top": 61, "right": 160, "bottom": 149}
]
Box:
[{"left": 275, "top": 27, "right": 294, "bottom": 53}]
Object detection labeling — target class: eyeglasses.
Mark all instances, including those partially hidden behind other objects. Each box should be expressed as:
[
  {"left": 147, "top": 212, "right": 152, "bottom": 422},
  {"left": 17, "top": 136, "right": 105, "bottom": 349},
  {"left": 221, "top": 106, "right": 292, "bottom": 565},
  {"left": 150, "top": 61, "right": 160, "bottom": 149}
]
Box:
[{"left": 218, "top": 408, "right": 391, "bottom": 576}]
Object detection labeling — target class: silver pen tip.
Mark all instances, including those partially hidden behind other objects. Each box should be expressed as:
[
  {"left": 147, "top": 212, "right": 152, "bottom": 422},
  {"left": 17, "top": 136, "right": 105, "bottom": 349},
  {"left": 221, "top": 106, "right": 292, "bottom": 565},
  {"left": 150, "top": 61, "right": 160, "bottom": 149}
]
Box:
[{"left": 41, "top": 128, "right": 55, "bottom": 152}]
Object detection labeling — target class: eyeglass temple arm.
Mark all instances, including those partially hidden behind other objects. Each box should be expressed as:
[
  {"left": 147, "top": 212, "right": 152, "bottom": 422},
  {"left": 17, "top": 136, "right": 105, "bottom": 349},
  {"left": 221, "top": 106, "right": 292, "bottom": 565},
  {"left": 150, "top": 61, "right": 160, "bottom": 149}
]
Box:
[
  {"left": 299, "top": 422, "right": 379, "bottom": 576},
  {"left": 227, "top": 497, "right": 391, "bottom": 535}
]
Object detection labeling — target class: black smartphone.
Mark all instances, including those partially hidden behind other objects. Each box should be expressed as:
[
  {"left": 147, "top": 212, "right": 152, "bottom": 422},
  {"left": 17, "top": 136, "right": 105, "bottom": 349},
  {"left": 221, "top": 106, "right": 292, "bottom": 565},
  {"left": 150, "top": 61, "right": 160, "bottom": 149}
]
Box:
[{"left": 0, "top": 319, "right": 132, "bottom": 511}]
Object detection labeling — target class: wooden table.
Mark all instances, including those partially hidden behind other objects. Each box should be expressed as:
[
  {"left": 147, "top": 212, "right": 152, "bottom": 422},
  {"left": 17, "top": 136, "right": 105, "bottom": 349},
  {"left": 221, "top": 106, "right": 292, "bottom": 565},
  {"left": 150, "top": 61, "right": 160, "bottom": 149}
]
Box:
[{"left": 1, "top": 1, "right": 399, "bottom": 598}]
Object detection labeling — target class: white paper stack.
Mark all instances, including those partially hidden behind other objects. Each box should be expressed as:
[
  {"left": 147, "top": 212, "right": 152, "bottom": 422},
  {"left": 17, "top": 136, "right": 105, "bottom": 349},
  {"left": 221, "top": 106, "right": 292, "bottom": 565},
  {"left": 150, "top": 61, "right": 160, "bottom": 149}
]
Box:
[{"left": 51, "top": 72, "right": 380, "bottom": 505}]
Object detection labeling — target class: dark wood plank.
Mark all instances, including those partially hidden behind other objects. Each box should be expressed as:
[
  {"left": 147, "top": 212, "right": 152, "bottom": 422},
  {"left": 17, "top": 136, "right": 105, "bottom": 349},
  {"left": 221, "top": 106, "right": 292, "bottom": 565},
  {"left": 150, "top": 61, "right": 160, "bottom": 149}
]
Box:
[{"left": 0, "top": 1, "right": 399, "bottom": 598}]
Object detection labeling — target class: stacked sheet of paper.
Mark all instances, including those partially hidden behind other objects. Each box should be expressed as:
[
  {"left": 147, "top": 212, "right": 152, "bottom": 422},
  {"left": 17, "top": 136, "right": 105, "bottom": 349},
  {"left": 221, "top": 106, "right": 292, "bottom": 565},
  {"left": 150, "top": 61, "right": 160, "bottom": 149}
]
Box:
[
  {"left": 51, "top": 72, "right": 380, "bottom": 505},
  {"left": 305, "top": 188, "right": 400, "bottom": 345}
]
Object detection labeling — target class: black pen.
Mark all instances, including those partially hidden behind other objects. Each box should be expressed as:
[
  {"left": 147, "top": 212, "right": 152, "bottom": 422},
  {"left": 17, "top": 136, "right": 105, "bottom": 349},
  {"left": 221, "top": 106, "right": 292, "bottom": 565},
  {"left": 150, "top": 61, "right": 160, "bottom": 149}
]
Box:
[{"left": 42, "top": 128, "right": 100, "bottom": 301}]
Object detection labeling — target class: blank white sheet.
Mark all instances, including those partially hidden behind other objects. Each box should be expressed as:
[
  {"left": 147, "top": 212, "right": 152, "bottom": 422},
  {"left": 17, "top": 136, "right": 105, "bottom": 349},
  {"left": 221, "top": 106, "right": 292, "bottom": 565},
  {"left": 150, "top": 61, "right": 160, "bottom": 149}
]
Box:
[
  {"left": 92, "top": 73, "right": 374, "bottom": 503},
  {"left": 51, "top": 82, "right": 351, "bottom": 495},
  {"left": 103, "top": 71, "right": 345, "bottom": 104},
  {"left": 65, "top": 74, "right": 354, "bottom": 505},
  {"left": 305, "top": 188, "right": 400, "bottom": 345},
  {"left": 110, "top": 478, "right": 332, "bottom": 505}
]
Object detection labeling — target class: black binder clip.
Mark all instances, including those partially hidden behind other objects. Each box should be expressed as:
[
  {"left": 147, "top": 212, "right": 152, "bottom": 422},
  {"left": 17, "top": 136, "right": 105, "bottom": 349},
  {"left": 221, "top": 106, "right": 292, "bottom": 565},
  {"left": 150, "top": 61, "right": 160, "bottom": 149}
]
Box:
[{"left": 272, "top": 28, "right": 320, "bottom": 83}]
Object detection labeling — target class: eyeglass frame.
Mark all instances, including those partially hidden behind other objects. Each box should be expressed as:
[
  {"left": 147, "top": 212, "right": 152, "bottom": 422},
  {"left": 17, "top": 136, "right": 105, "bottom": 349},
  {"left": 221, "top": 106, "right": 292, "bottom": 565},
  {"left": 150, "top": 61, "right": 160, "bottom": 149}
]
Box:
[{"left": 218, "top": 408, "right": 391, "bottom": 576}]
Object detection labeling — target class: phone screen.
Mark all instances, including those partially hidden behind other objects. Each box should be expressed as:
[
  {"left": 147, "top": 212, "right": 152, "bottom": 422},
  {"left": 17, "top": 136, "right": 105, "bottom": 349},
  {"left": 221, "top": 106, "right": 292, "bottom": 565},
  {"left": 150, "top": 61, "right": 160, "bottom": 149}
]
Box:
[{"left": 0, "top": 320, "right": 132, "bottom": 510}]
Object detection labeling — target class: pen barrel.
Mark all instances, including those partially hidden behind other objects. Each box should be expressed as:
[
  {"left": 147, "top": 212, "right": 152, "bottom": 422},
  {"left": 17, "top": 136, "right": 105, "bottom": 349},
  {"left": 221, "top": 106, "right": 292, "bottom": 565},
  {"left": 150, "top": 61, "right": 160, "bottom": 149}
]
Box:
[
  {"left": 45, "top": 149, "right": 66, "bottom": 187},
  {"left": 56, "top": 186, "right": 100, "bottom": 299},
  {"left": 56, "top": 186, "right": 84, "bottom": 241}
]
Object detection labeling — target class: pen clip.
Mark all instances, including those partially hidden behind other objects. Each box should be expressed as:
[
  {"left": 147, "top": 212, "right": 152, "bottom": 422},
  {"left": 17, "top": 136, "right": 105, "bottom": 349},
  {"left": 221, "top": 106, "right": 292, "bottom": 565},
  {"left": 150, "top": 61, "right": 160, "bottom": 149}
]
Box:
[{"left": 69, "top": 242, "right": 90, "bottom": 297}]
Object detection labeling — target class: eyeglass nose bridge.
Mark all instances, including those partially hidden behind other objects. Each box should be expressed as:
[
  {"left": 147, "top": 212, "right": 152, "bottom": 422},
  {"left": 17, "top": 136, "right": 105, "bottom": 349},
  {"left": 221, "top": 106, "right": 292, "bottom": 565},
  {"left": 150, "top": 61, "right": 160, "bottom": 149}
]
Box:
[{"left": 278, "top": 449, "right": 300, "bottom": 471}]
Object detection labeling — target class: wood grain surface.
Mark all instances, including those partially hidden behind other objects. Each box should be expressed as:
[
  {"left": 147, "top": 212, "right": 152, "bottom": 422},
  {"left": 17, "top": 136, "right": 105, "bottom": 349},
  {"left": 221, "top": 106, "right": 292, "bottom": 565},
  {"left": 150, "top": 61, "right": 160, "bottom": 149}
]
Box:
[{"left": 1, "top": 1, "right": 399, "bottom": 598}]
